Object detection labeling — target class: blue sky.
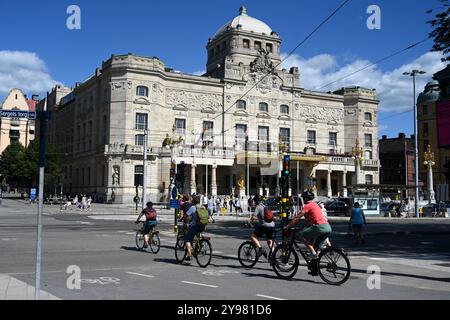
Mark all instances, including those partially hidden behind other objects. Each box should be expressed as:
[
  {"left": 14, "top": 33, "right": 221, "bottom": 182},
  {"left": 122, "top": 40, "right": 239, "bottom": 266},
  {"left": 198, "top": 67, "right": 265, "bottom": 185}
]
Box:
[{"left": 0, "top": 0, "right": 447, "bottom": 139}]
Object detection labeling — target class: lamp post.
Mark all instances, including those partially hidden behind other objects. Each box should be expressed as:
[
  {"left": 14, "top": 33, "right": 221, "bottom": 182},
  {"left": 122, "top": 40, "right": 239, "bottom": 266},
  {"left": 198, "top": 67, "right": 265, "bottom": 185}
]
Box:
[
  {"left": 403, "top": 69, "right": 426, "bottom": 218},
  {"left": 162, "top": 124, "right": 184, "bottom": 233}
]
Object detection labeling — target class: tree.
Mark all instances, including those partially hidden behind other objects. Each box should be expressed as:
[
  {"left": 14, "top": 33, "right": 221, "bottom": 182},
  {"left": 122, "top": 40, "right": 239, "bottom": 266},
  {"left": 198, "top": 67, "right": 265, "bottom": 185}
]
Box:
[
  {"left": 0, "top": 141, "right": 28, "bottom": 188},
  {"left": 24, "top": 139, "right": 63, "bottom": 189},
  {"left": 428, "top": 0, "right": 450, "bottom": 62}
]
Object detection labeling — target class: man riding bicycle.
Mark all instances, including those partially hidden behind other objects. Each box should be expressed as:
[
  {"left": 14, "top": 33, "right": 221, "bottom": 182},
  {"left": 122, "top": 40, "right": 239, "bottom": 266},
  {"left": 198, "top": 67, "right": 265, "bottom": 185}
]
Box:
[
  {"left": 181, "top": 195, "right": 208, "bottom": 262},
  {"left": 283, "top": 191, "right": 332, "bottom": 258},
  {"left": 249, "top": 195, "right": 275, "bottom": 258},
  {"left": 135, "top": 201, "right": 158, "bottom": 248}
]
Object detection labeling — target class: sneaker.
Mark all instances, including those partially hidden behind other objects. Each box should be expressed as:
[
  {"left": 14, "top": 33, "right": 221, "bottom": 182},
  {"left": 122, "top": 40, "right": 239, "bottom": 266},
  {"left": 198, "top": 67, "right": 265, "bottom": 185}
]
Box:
[
  {"left": 257, "top": 248, "right": 268, "bottom": 259},
  {"left": 185, "top": 256, "right": 192, "bottom": 263}
]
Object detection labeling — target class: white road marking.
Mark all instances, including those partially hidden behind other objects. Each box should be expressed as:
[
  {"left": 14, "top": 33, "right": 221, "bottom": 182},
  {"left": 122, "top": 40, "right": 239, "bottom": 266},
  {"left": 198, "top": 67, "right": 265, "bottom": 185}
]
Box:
[
  {"left": 76, "top": 221, "right": 93, "bottom": 225},
  {"left": 225, "top": 254, "right": 238, "bottom": 258},
  {"left": 181, "top": 281, "right": 218, "bottom": 288},
  {"left": 1, "top": 238, "right": 17, "bottom": 241},
  {"left": 213, "top": 250, "right": 224, "bottom": 254},
  {"left": 256, "top": 294, "right": 286, "bottom": 300},
  {"left": 420, "top": 242, "right": 433, "bottom": 245},
  {"left": 126, "top": 272, "right": 154, "bottom": 278}
]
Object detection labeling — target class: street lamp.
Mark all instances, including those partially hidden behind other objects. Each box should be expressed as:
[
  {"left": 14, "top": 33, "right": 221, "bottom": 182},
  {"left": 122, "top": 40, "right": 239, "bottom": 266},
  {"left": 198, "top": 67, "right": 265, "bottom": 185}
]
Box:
[
  {"left": 162, "top": 124, "right": 184, "bottom": 232},
  {"left": 403, "top": 70, "right": 426, "bottom": 218}
]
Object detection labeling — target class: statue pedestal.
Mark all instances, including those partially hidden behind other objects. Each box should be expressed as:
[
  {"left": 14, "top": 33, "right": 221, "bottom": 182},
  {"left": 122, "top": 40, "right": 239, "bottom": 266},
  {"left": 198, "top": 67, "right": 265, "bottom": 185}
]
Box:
[{"left": 236, "top": 188, "right": 246, "bottom": 199}]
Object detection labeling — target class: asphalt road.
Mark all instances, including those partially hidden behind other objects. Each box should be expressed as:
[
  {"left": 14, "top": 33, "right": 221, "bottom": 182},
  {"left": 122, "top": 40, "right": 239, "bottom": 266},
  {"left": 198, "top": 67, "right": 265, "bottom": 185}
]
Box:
[{"left": 1, "top": 199, "right": 450, "bottom": 300}]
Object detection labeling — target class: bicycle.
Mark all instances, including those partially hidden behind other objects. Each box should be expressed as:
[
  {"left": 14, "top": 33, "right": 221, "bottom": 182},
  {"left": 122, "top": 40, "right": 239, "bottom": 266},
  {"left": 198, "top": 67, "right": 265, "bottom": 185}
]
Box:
[
  {"left": 237, "top": 228, "right": 282, "bottom": 268},
  {"left": 135, "top": 221, "right": 161, "bottom": 254},
  {"left": 174, "top": 222, "right": 212, "bottom": 268},
  {"left": 272, "top": 227, "right": 351, "bottom": 285}
]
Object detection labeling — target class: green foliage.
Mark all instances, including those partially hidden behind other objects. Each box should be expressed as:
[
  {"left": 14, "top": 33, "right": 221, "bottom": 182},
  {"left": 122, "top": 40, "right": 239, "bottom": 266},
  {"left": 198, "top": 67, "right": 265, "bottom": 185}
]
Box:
[
  {"left": 0, "top": 139, "right": 63, "bottom": 188},
  {"left": 0, "top": 141, "right": 28, "bottom": 187},
  {"left": 428, "top": 0, "right": 450, "bottom": 62}
]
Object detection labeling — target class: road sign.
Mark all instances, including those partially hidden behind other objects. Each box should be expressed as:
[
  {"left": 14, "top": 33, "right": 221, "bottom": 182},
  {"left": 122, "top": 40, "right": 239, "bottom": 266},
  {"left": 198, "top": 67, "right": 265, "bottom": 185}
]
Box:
[
  {"left": 0, "top": 110, "right": 36, "bottom": 119},
  {"left": 169, "top": 199, "right": 180, "bottom": 209}
]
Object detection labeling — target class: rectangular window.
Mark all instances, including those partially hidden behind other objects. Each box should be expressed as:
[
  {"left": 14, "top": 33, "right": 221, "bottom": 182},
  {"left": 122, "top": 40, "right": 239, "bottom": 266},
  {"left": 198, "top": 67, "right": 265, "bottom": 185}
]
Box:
[
  {"left": 134, "top": 165, "right": 143, "bottom": 186},
  {"left": 243, "top": 39, "right": 250, "bottom": 49},
  {"left": 266, "top": 43, "right": 273, "bottom": 53},
  {"left": 135, "top": 113, "right": 148, "bottom": 130},
  {"left": 364, "top": 112, "right": 372, "bottom": 121},
  {"left": 237, "top": 100, "right": 246, "bottom": 110},
  {"left": 280, "top": 128, "right": 290, "bottom": 150},
  {"left": 135, "top": 134, "right": 145, "bottom": 146},
  {"left": 235, "top": 124, "right": 247, "bottom": 140},
  {"left": 307, "top": 130, "right": 316, "bottom": 144},
  {"left": 202, "top": 121, "right": 214, "bottom": 146},
  {"left": 423, "top": 122, "right": 429, "bottom": 137},
  {"left": 175, "top": 118, "right": 186, "bottom": 135},
  {"left": 254, "top": 41, "right": 261, "bottom": 50},
  {"left": 365, "top": 175, "right": 373, "bottom": 185},
  {"left": 365, "top": 134, "right": 372, "bottom": 147},
  {"left": 329, "top": 132, "right": 337, "bottom": 146},
  {"left": 259, "top": 102, "right": 268, "bottom": 113},
  {"left": 258, "top": 126, "right": 269, "bottom": 141}
]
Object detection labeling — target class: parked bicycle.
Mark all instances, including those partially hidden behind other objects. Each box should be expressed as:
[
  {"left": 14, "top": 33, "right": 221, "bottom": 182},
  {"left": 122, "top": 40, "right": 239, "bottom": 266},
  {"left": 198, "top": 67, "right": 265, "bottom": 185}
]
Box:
[
  {"left": 175, "top": 222, "right": 212, "bottom": 267},
  {"left": 135, "top": 221, "right": 160, "bottom": 254},
  {"left": 238, "top": 228, "right": 282, "bottom": 268},
  {"left": 272, "top": 227, "right": 351, "bottom": 285}
]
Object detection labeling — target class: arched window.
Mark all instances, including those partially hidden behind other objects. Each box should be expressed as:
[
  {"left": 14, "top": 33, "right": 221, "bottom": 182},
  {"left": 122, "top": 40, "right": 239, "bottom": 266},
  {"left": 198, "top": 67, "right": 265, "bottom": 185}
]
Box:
[
  {"left": 259, "top": 102, "right": 268, "bottom": 113},
  {"left": 280, "top": 105, "right": 289, "bottom": 114},
  {"left": 136, "top": 86, "right": 148, "bottom": 97},
  {"left": 236, "top": 100, "right": 246, "bottom": 110}
]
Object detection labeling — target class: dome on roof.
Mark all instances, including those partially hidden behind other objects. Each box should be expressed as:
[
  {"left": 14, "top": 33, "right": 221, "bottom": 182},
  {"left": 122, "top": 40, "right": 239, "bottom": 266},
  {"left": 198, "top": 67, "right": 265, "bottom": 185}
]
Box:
[
  {"left": 213, "top": 6, "right": 273, "bottom": 38},
  {"left": 417, "top": 80, "right": 441, "bottom": 104}
]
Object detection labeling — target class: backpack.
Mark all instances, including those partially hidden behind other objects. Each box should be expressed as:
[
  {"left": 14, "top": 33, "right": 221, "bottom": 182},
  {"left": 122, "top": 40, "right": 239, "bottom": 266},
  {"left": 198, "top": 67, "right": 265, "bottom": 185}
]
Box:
[
  {"left": 196, "top": 205, "right": 209, "bottom": 226},
  {"left": 263, "top": 206, "right": 274, "bottom": 223},
  {"left": 145, "top": 208, "right": 157, "bottom": 221}
]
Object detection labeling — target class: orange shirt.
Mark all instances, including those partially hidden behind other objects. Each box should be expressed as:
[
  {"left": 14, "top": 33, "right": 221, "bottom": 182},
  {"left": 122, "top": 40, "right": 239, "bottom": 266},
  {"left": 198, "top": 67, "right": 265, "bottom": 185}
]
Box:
[{"left": 302, "top": 202, "right": 328, "bottom": 225}]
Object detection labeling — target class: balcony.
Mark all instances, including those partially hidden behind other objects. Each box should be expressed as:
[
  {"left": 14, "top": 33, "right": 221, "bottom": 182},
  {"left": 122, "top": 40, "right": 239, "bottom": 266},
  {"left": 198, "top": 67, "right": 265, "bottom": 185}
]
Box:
[
  {"left": 362, "top": 159, "right": 379, "bottom": 167},
  {"left": 178, "top": 146, "right": 235, "bottom": 159}
]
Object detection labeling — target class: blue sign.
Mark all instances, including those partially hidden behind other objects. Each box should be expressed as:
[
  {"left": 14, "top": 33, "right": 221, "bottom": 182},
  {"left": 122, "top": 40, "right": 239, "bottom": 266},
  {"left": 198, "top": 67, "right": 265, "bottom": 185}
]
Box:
[
  {"left": 169, "top": 199, "right": 180, "bottom": 209},
  {"left": 0, "top": 110, "right": 36, "bottom": 119},
  {"left": 30, "top": 188, "right": 37, "bottom": 201}
]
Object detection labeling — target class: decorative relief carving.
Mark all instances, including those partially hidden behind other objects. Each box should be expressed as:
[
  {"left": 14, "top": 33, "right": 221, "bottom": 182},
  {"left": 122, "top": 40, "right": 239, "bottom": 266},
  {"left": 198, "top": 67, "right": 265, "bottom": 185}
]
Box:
[
  {"left": 243, "top": 72, "right": 283, "bottom": 94},
  {"left": 300, "top": 105, "right": 344, "bottom": 122},
  {"left": 166, "top": 90, "right": 222, "bottom": 111}
]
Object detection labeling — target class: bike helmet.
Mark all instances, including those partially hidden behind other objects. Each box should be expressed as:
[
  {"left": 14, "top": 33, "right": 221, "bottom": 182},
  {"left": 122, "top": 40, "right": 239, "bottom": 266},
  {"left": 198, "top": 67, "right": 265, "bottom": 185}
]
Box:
[
  {"left": 146, "top": 201, "right": 153, "bottom": 207},
  {"left": 301, "top": 190, "right": 315, "bottom": 202}
]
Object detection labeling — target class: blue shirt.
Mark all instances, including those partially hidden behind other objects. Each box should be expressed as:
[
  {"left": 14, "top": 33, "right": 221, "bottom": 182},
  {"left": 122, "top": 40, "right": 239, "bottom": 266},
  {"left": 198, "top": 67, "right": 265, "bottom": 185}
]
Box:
[
  {"left": 186, "top": 205, "right": 198, "bottom": 226},
  {"left": 352, "top": 208, "right": 364, "bottom": 225}
]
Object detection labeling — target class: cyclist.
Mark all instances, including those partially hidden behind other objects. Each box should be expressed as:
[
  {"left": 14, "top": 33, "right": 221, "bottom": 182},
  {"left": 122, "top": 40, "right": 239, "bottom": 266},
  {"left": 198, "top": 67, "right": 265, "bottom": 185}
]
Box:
[
  {"left": 283, "top": 191, "right": 332, "bottom": 258},
  {"left": 135, "top": 201, "right": 158, "bottom": 248},
  {"left": 182, "top": 195, "right": 208, "bottom": 262},
  {"left": 249, "top": 195, "right": 275, "bottom": 258}
]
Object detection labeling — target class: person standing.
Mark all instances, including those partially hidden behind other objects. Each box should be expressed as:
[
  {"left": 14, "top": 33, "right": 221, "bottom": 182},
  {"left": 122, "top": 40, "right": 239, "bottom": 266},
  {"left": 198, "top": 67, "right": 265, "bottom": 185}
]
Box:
[
  {"left": 81, "top": 195, "right": 87, "bottom": 212},
  {"left": 349, "top": 202, "right": 366, "bottom": 244},
  {"left": 202, "top": 193, "right": 208, "bottom": 210},
  {"left": 208, "top": 195, "right": 215, "bottom": 223},
  {"left": 229, "top": 195, "right": 234, "bottom": 213}
]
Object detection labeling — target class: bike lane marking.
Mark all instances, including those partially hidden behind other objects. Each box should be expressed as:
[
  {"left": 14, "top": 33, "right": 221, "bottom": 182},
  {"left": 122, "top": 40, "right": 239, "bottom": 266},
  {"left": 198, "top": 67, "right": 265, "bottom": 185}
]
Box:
[
  {"left": 126, "top": 272, "right": 154, "bottom": 278},
  {"left": 256, "top": 294, "right": 286, "bottom": 300},
  {"left": 181, "top": 281, "right": 218, "bottom": 288}
]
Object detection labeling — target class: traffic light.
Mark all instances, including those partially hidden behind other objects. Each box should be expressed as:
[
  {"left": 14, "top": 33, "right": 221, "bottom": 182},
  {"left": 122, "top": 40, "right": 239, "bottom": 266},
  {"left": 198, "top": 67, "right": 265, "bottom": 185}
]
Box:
[{"left": 280, "top": 155, "right": 291, "bottom": 225}]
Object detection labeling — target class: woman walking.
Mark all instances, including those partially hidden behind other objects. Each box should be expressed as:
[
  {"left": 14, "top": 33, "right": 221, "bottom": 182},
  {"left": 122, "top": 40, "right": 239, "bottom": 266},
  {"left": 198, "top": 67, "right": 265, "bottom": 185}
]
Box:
[{"left": 349, "top": 202, "right": 366, "bottom": 244}]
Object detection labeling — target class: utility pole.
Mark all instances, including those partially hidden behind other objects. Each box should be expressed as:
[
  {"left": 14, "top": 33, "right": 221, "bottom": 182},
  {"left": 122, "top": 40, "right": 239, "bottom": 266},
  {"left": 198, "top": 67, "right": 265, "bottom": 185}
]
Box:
[
  {"left": 35, "top": 93, "right": 48, "bottom": 300},
  {"left": 142, "top": 129, "right": 148, "bottom": 209},
  {"left": 403, "top": 70, "right": 426, "bottom": 218}
]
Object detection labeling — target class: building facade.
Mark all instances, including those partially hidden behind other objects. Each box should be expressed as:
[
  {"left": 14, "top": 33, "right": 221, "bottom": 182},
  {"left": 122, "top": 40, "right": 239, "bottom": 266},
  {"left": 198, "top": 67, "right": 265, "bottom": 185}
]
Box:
[
  {"left": 379, "top": 133, "right": 416, "bottom": 199},
  {"left": 0, "top": 88, "right": 37, "bottom": 154},
  {"left": 417, "top": 65, "right": 450, "bottom": 196},
  {"left": 40, "top": 7, "right": 380, "bottom": 203}
]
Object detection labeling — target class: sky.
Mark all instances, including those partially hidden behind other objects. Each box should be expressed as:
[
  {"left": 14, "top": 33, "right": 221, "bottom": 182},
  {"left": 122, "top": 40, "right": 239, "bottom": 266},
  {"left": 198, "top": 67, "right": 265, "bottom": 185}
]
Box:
[{"left": 0, "top": 0, "right": 447, "bottom": 139}]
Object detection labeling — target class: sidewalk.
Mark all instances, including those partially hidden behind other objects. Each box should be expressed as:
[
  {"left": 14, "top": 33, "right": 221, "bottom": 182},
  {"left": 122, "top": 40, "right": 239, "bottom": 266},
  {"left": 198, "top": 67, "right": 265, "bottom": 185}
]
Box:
[{"left": 0, "top": 274, "right": 60, "bottom": 300}]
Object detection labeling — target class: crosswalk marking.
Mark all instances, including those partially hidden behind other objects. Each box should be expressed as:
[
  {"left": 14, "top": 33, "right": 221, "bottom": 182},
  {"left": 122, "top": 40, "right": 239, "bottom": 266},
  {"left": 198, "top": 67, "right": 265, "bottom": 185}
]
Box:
[
  {"left": 181, "top": 281, "right": 218, "bottom": 288},
  {"left": 256, "top": 294, "right": 286, "bottom": 300},
  {"left": 126, "top": 272, "right": 154, "bottom": 278}
]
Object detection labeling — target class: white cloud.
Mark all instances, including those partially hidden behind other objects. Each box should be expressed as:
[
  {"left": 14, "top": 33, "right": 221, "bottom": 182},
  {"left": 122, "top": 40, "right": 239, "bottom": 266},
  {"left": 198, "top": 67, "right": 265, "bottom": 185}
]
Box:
[
  {"left": 192, "top": 70, "right": 205, "bottom": 76},
  {"left": 281, "top": 51, "right": 446, "bottom": 112},
  {"left": 0, "top": 51, "right": 60, "bottom": 97}
]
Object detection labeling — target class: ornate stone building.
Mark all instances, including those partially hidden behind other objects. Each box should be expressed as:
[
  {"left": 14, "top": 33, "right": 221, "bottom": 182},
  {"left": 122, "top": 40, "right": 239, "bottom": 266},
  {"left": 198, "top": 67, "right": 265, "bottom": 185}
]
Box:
[{"left": 40, "top": 7, "right": 379, "bottom": 203}]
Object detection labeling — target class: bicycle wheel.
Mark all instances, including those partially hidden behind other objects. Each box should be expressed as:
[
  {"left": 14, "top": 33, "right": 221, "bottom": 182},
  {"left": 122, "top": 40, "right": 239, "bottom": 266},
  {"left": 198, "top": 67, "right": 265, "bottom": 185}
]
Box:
[
  {"left": 271, "top": 243, "right": 299, "bottom": 280},
  {"left": 135, "top": 231, "right": 145, "bottom": 250},
  {"left": 175, "top": 234, "right": 187, "bottom": 263},
  {"left": 238, "top": 241, "right": 258, "bottom": 268},
  {"left": 194, "top": 239, "right": 212, "bottom": 268},
  {"left": 149, "top": 232, "right": 161, "bottom": 254},
  {"left": 317, "top": 247, "right": 351, "bottom": 285}
]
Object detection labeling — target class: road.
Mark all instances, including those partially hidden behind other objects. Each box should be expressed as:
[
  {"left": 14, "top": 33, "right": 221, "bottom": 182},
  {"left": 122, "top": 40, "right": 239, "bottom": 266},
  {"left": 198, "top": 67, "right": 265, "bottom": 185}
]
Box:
[{"left": 1, "top": 198, "right": 450, "bottom": 300}]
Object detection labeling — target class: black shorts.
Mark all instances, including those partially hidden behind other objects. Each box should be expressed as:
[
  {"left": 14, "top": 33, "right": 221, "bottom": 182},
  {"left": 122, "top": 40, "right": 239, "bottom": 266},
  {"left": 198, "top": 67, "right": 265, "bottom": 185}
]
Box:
[
  {"left": 352, "top": 224, "right": 363, "bottom": 233},
  {"left": 253, "top": 225, "right": 274, "bottom": 240}
]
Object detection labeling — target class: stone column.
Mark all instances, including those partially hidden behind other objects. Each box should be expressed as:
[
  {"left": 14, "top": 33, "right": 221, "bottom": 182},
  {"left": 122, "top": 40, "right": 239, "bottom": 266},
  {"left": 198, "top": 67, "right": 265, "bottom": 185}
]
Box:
[
  {"left": 427, "top": 163, "right": 435, "bottom": 203},
  {"left": 211, "top": 164, "right": 217, "bottom": 197},
  {"left": 342, "top": 171, "right": 348, "bottom": 198},
  {"left": 327, "top": 169, "right": 332, "bottom": 198},
  {"left": 355, "top": 160, "right": 360, "bottom": 186},
  {"left": 190, "top": 163, "right": 196, "bottom": 195}
]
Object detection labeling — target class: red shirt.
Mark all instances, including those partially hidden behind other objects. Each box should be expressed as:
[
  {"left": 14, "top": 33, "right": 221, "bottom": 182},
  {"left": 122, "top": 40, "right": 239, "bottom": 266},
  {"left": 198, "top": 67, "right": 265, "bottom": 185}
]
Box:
[{"left": 301, "top": 202, "right": 328, "bottom": 225}]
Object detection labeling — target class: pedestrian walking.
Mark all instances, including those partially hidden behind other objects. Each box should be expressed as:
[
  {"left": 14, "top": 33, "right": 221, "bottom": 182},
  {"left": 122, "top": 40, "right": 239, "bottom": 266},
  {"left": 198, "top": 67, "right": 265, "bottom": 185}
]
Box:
[
  {"left": 208, "top": 195, "right": 215, "bottom": 223},
  {"left": 349, "top": 202, "right": 366, "bottom": 244},
  {"left": 81, "top": 195, "right": 87, "bottom": 211},
  {"left": 229, "top": 195, "right": 234, "bottom": 213}
]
